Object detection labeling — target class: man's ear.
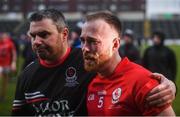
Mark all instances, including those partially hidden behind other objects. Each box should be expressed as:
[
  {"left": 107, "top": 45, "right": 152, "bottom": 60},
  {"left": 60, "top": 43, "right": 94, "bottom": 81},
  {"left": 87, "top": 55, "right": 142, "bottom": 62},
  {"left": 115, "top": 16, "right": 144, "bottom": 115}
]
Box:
[
  {"left": 113, "top": 37, "right": 120, "bottom": 51},
  {"left": 27, "top": 31, "right": 31, "bottom": 38},
  {"left": 61, "top": 27, "right": 69, "bottom": 41}
]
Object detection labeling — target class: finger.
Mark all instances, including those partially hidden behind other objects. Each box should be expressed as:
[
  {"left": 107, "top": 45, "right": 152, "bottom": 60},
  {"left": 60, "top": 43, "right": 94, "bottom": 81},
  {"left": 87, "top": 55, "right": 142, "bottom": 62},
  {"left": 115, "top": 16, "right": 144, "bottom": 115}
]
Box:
[
  {"left": 147, "top": 84, "right": 169, "bottom": 97},
  {"left": 146, "top": 88, "right": 172, "bottom": 102},
  {"left": 148, "top": 95, "right": 172, "bottom": 107},
  {"left": 150, "top": 73, "right": 163, "bottom": 81},
  {"left": 157, "top": 99, "right": 172, "bottom": 107}
]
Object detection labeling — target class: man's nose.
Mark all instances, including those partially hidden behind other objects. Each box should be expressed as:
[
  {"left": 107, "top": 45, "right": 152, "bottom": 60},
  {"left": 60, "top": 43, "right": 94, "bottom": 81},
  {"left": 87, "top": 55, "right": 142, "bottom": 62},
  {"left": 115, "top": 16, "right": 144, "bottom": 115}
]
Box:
[
  {"left": 33, "top": 36, "right": 43, "bottom": 45},
  {"left": 82, "top": 41, "right": 90, "bottom": 52}
]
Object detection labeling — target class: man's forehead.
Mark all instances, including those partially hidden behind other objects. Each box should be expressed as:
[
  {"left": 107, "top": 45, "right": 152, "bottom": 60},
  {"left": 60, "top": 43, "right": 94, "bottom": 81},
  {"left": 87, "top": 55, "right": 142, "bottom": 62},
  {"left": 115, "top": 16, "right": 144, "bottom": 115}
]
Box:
[
  {"left": 29, "top": 26, "right": 48, "bottom": 33},
  {"left": 82, "top": 19, "right": 119, "bottom": 39},
  {"left": 82, "top": 20, "right": 106, "bottom": 32},
  {"left": 29, "top": 21, "right": 54, "bottom": 33},
  {"left": 84, "top": 20, "right": 113, "bottom": 32},
  {"left": 30, "top": 19, "right": 55, "bottom": 28},
  {"left": 84, "top": 19, "right": 106, "bottom": 26},
  {"left": 82, "top": 25, "right": 97, "bottom": 34}
]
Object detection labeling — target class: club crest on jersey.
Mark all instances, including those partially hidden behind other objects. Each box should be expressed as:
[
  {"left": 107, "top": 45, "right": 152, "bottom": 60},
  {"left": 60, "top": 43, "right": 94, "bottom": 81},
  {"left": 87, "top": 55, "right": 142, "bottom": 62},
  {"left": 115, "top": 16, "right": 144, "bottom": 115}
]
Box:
[
  {"left": 112, "top": 88, "right": 121, "bottom": 104},
  {"left": 88, "top": 94, "right": 95, "bottom": 101},
  {"left": 65, "top": 67, "right": 79, "bottom": 87}
]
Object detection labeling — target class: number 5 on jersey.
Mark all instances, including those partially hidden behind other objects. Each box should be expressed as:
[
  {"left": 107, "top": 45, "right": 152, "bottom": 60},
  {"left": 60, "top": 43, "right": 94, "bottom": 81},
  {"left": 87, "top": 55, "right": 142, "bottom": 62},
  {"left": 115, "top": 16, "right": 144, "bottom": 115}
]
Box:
[{"left": 97, "top": 96, "right": 104, "bottom": 108}]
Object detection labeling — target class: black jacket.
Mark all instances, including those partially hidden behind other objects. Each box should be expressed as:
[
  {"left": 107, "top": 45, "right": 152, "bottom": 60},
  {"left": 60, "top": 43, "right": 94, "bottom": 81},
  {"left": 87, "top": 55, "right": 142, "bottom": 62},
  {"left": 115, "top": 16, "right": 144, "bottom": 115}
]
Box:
[
  {"left": 142, "top": 45, "right": 177, "bottom": 82},
  {"left": 119, "top": 43, "right": 141, "bottom": 64}
]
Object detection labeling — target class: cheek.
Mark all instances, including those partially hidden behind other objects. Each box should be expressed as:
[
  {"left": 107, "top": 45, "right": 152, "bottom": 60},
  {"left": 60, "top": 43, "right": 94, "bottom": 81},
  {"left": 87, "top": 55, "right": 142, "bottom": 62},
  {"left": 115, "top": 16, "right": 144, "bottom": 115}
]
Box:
[
  {"left": 100, "top": 47, "right": 112, "bottom": 59},
  {"left": 101, "top": 43, "right": 112, "bottom": 53},
  {"left": 53, "top": 40, "right": 63, "bottom": 52},
  {"left": 47, "top": 36, "right": 59, "bottom": 47}
]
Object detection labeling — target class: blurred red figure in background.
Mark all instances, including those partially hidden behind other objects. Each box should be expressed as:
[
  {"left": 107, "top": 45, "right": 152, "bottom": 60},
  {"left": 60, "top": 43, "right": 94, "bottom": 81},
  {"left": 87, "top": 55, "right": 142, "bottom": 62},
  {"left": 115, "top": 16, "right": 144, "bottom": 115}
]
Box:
[{"left": 0, "top": 32, "right": 17, "bottom": 101}]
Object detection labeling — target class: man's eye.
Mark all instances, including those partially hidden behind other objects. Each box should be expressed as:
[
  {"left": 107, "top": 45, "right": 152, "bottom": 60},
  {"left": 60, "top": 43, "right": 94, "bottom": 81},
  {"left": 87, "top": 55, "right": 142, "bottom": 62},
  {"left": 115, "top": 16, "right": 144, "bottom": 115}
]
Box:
[
  {"left": 89, "top": 40, "right": 100, "bottom": 45},
  {"left": 37, "top": 31, "right": 50, "bottom": 38},
  {"left": 29, "top": 33, "right": 35, "bottom": 39}
]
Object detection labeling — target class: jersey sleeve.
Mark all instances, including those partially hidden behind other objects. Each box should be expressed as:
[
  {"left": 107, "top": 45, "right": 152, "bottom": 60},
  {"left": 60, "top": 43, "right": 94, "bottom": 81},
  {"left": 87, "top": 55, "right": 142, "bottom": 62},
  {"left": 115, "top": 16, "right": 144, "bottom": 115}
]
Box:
[{"left": 134, "top": 78, "right": 170, "bottom": 116}]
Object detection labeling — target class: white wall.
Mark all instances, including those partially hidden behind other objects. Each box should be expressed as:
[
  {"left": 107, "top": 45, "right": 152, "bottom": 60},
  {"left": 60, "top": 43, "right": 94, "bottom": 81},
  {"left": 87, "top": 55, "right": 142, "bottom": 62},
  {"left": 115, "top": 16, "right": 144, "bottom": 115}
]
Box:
[{"left": 146, "top": 0, "right": 180, "bottom": 19}]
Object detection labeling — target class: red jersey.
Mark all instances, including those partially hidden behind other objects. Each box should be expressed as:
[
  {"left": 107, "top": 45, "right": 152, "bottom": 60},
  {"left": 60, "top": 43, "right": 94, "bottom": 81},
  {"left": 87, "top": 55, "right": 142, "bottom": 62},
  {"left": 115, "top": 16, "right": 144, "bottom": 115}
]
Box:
[
  {"left": 87, "top": 57, "right": 170, "bottom": 116},
  {"left": 0, "top": 38, "right": 16, "bottom": 66}
]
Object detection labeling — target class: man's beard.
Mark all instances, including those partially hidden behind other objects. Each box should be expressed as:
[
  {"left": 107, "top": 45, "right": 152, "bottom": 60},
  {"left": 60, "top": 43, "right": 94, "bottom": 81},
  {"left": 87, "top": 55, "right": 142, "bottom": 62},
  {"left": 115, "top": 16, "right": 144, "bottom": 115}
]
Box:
[
  {"left": 83, "top": 50, "right": 112, "bottom": 72},
  {"left": 34, "top": 45, "right": 52, "bottom": 60}
]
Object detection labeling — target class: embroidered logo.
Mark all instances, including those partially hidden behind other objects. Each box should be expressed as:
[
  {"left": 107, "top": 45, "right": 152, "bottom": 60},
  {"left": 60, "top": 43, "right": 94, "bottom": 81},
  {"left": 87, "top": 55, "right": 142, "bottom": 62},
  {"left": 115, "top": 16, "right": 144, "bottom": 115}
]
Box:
[
  {"left": 88, "top": 94, "right": 95, "bottom": 101},
  {"left": 112, "top": 88, "right": 121, "bottom": 104},
  {"left": 65, "top": 67, "right": 79, "bottom": 87}
]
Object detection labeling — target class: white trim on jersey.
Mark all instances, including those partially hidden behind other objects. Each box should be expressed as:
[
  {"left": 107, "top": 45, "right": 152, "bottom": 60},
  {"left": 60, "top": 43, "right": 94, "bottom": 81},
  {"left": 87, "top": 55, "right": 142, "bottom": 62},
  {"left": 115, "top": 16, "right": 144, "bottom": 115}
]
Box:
[
  {"left": 13, "top": 100, "right": 26, "bottom": 107},
  {"left": 25, "top": 94, "right": 45, "bottom": 99},
  {"left": 25, "top": 91, "right": 41, "bottom": 96}
]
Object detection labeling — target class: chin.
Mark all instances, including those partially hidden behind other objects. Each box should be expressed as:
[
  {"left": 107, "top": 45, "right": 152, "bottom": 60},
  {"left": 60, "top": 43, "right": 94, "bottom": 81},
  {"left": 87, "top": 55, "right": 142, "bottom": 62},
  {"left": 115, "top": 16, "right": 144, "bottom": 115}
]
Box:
[
  {"left": 38, "top": 54, "right": 48, "bottom": 60},
  {"left": 84, "top": 64, "right": 98, "bottom": 72}
]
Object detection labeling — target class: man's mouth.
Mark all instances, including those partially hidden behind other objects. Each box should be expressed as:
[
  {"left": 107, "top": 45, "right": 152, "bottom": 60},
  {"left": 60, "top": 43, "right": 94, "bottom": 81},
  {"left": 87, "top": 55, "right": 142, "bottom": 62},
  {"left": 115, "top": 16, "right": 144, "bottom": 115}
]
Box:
[
  {"left": 36, "top": 46, "right": 46, "bottom": 52},
  {"left": 84, "top": 57, "right": 95, "bottom": 61},
  {"left": 37, "top": 49, "right": 45, "bottom": 52},
  {"left": 36, "top": 48, "right": 47, "bottom": 55}
]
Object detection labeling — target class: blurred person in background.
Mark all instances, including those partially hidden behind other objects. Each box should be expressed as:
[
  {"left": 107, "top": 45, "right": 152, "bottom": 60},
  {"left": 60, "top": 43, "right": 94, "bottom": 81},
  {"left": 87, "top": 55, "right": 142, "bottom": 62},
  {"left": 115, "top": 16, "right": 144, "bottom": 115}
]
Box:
[
  {"left": 12, "top": 9, "right": 177, "bottom": 116},
  {"left": 142, "top": 31, "right": 177, "bottom": 82},
  {"left": 119, "top": 29, "right": 141, "bottom": 64},
  {"left": 0, "top": 32, "right": 17, "bottom": 101},
  {"left": 20, "top": 34, "right": 36, "bottom": 69},
  {"left": 69, "top": 26, "right": 82, "bottom": 48}
]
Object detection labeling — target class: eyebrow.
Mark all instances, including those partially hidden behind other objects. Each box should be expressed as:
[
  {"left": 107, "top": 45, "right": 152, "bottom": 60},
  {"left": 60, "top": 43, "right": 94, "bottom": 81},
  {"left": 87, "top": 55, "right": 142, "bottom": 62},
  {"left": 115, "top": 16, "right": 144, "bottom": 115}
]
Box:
[
  {"left": 28, "top": 31, "right": 51, "bottom": 37},
  {"left": 80, "top": 36, "right": 98, "bottom": 41}
]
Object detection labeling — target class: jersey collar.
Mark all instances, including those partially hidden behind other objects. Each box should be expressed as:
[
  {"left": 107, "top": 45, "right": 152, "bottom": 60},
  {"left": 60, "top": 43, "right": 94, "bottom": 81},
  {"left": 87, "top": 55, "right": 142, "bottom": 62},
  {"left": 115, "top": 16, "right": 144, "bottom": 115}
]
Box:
[{"left": 97, "top": 57, "right": 130, "bottom": 79}]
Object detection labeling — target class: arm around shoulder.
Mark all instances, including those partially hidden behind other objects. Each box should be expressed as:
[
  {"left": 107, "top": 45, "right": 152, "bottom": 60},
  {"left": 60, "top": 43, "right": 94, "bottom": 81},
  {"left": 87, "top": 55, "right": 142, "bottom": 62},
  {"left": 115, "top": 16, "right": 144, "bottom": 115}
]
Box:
[{"left": 157, "top": 106, "right": 175, "bottom": 116}]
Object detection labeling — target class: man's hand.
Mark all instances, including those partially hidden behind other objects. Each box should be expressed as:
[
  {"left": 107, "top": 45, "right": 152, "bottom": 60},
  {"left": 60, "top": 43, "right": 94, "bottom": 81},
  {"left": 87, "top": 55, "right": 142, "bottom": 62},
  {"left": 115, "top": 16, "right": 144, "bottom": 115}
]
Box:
[{"left": 146, "top": 73, "right": 176, "bottom": 107}]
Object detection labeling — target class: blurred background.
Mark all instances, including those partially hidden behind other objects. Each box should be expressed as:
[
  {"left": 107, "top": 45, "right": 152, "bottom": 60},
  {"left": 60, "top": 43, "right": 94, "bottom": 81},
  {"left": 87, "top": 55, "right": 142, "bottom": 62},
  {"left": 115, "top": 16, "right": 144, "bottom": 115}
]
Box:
[{"left": 0, "top": 0, "right": 179, "bottom": 115}]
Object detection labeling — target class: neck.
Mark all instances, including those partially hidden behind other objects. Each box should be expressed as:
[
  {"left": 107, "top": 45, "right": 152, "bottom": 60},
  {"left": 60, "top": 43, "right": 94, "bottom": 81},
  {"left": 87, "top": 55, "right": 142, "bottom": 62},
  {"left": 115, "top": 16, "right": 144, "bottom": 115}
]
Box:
[{"left": 97, "top": 52, "right": 121, "bottom": 77}]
